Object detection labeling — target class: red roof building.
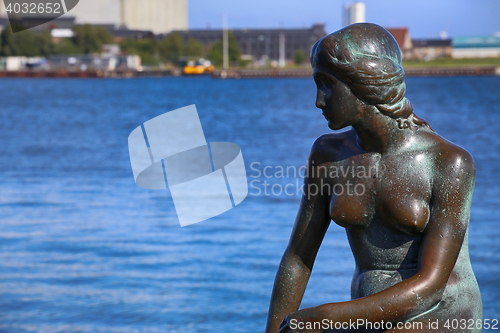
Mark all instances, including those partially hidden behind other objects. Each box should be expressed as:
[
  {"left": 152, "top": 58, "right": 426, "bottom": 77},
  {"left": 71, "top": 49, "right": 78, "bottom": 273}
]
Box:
[{"left": 385, "top": 27, "right": 413, "bottom": 60}]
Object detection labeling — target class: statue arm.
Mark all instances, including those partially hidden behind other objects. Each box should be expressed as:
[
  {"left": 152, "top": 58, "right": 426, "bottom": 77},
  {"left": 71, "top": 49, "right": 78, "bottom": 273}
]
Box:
[
  {"left": 265, "top": 139, "right": 333, "bottom": 333},
  {"left": 279, "top": 148, "right": 475, "bottom": 332}
]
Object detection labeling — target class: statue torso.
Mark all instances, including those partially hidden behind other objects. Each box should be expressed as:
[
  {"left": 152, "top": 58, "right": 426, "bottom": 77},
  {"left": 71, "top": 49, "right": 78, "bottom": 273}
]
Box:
[{"left": 314, "top": 129, "right": 480, "bottom": 309}]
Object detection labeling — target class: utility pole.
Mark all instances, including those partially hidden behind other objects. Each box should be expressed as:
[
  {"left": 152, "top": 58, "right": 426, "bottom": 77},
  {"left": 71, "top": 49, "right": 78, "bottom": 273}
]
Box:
[
  {"left": 279, "top": 31, "right": 285, "bottom": 68},
  {"left": 265, "top": 32, "right": 270, "bottom": 62},
  {"left": 279, "top": 21, "right": 285, "bottom": 68},
  {"left": 223, "top": 15, "right": 229, "bottom": 69},
  {"left": 120, "top": 0, "right": 126, "bottom": 28}
]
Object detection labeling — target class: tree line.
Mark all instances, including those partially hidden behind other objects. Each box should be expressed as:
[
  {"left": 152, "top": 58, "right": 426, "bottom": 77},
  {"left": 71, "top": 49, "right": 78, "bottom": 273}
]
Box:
[{"left": 0, "top": 24, "right": 243, "bottom": 66}]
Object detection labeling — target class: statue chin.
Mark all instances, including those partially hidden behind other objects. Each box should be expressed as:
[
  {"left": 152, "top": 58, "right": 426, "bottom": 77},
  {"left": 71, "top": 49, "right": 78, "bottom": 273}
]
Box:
[{"left": 328, "top": 121, "right": 347, "bottom": 131}]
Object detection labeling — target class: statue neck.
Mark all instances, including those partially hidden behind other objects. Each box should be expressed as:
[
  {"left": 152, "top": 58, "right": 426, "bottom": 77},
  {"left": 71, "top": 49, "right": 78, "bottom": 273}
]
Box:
[{"left": 352, "top": 111, "right": 410, "bottom": 155}]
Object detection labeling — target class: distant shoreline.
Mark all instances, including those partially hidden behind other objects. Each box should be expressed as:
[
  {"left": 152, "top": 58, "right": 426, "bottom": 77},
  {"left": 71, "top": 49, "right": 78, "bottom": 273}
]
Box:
[
  {"left": 211, "top": 67, "right": 500, "bottom": 78},
  {"left": 0, "top": 66, "right": 498, "bottom": 78}
]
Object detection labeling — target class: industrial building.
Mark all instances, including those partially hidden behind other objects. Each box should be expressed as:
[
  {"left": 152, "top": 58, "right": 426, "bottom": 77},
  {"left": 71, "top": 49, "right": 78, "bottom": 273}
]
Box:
[{"left": 172, "top": 24, "right": 327, "bottom": 63}]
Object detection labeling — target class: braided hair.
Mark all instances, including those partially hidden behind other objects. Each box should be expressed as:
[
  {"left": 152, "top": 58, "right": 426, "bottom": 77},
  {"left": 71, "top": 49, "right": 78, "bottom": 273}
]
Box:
[{"left": 311, "top": 23, "right": 430, "bottom": 130}]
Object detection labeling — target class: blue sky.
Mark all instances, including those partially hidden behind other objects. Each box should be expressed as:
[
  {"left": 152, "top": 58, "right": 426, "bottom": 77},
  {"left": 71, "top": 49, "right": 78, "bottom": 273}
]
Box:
[{"left": 189, "top": 0, "right": 500, "bottom": 39}]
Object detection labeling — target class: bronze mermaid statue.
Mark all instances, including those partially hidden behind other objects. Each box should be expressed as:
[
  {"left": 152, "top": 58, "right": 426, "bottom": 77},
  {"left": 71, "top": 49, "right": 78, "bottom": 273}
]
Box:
[{"left": 265, "top": 23, "right": 482, "bottom": 333}]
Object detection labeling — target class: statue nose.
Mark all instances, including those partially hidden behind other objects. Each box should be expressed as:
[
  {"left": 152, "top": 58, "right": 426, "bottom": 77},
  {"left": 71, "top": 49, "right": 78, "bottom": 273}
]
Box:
[{"left": 316, "top": 91, "right": 325, "bottom": 109}]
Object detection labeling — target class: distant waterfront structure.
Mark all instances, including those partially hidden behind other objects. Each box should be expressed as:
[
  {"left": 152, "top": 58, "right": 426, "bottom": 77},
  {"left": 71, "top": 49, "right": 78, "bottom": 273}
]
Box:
[
  {"left": 412, "top": 39, "right": 452, "bottom": 60},
  {"left": 343, "top": 2, "right": 365, "bottom": 27},
  {"left": 0, "top": 0, "right": 188, "bottom": 34},
  {"left": 452, "top": 35, "right": 500, "bottom": 58},
  {"left": 172, "top": 24, "right": 327, "bottom": 63}
]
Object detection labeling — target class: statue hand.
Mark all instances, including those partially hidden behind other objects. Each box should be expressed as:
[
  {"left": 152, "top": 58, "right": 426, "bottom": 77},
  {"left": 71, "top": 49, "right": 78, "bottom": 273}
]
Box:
[
  {"left": 278, "top": 308, "right": 323, "bottom": 333},
  {"left": 278, "top": 315, "right": 292, "bottom": 333}
]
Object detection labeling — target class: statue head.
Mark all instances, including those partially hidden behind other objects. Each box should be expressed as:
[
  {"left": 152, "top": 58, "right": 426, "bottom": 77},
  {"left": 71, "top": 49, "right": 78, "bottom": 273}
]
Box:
[{"left": 311, "top": 23, "right": 428, "bottom": 129}]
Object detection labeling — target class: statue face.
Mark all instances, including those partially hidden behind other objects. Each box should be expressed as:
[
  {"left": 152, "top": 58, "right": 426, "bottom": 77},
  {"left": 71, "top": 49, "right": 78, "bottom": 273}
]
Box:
[{"left": 313, "top": 69, "right": 361, "bottom": 130}]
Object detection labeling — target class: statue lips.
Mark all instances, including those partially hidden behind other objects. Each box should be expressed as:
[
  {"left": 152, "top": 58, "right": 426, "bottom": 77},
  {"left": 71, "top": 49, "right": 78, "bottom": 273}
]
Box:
[
  {"left": 5, "top": 0, "right": 80, "bottom": 33},
  {"left": 322, "top": 112, "right": 332, "bottom": 122}
]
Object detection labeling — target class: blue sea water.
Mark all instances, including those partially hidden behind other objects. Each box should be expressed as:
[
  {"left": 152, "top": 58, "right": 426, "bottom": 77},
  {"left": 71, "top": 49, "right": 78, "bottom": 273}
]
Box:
[{"left": 0, "top": 76, "right": 499, "bottom": 332}]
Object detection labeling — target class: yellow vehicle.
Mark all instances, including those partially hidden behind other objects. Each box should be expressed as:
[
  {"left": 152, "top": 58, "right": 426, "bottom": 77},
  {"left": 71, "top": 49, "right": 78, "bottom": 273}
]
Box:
[{"left": 182, "top": 58, "right": 215, "bottom": 75}]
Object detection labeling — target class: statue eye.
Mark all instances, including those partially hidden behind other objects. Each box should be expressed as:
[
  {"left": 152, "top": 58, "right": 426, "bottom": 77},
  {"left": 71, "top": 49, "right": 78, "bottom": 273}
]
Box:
[
  {"left": 322, "top": 76, "right": 334, "bottom": 85},
  {"left": 316, "top": 77, "right": 327, "bottom": 84},
  {"left": 315, "top": 75, "right": 333, "bottom": 90},
  {"left": 321, "top": 80, "right": 333, "bottom": 89}
]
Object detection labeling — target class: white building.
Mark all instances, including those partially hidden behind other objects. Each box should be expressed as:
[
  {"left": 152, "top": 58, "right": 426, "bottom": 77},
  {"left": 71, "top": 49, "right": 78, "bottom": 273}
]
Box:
[
  {"left": 452, "top": 35, "right": 500, "bottom": 58},
  {"left": 0, "top": 0, "right": 188, "bottom": 34},
  {"left": 343, "top": 2, "right": 366, "bottom": 27},
  {"left": 122, "top": 0, "right": 188, "bottom": 34}
]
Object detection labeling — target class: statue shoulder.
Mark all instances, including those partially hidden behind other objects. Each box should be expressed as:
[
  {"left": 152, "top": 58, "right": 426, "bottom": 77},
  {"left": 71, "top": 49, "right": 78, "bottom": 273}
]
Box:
[
  {"left": 309, "top": 129, "right": 357, "bottom": 166},
  {"left": 423, "top": 131, "right": 475, "bottom": 182}
]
